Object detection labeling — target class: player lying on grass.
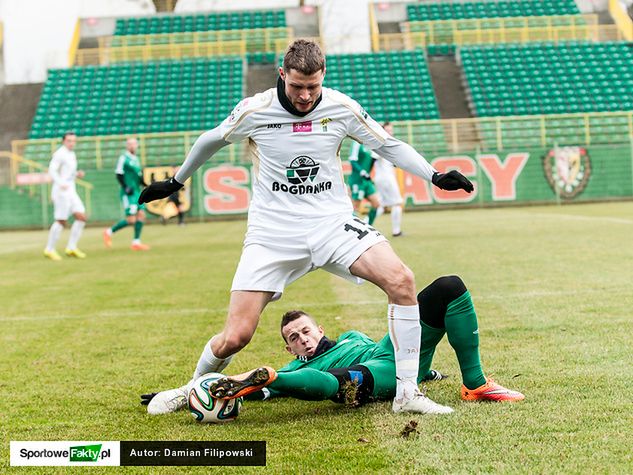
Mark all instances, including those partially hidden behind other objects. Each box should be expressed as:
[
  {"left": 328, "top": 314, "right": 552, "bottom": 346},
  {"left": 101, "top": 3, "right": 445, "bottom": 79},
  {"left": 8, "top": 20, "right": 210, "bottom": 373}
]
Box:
[{"left": 205, "top": 275, "right": 525, "bottom": 410}]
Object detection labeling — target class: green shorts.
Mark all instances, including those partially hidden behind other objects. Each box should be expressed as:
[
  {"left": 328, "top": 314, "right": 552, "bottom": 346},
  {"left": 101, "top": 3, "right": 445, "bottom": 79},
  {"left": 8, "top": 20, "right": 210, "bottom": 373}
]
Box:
[
  {"left": 349, "top": 177, "right": 376, "bottom": 201},
  {"left": 120, "top": 191, "right": 145, "bottom": 216}
]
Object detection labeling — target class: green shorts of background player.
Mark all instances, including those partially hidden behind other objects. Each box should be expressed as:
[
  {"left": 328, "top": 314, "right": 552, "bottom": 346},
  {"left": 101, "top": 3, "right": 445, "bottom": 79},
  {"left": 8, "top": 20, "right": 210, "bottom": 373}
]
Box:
[
  {"left": 208, "top": 276, "right": 525, "bottom": 409},
  {"left": 103, "top": 137, "right": 151, "bottom": 251},
  {"left": 349, "top": 141, "right": 381, "bottom": 225}
]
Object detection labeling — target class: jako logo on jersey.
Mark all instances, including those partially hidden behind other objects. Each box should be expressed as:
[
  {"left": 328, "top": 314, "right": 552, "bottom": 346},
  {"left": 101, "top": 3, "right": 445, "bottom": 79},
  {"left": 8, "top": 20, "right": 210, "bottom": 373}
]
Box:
[
  {"left": 292, "top": 121, "right": 312, "bottom": 133},
  {"left": 272, "top": 156, "right": 332, "bottom": 194},
  {"left": 320, "top": 118, "right": 332, "bottom": 132},
  {"left": 542, "top": 146, "right": 591, "bottom": 199},
  {"left": 267, "top": 123, "right": 282, "bottom": 129}
]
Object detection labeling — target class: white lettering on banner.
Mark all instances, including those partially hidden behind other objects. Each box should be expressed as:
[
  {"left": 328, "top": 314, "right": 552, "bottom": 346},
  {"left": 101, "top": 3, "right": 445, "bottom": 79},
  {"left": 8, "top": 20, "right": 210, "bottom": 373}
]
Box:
[{"left": 479, "top": 153, "right": 529, "bottom": 201}]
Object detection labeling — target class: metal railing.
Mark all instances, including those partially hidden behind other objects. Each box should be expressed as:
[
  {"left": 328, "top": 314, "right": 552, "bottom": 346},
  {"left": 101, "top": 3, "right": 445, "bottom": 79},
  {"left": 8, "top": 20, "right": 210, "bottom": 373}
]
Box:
[
  {"left": 74, "top": 40, "right": 248, "bottom": 66},
  {"left": 12, "top": 131, "right": 243, "bottom": 171},
  {"left": 74, "top": 27, "right": 293, "bottom": 65},
  {"left": 13, "top": 112, "right": 633, "bottom": 171},
  {"left": 453, "top": 23, "right": 623, "bottom": 45},
  {"left": 403, "top": 14, "right": 598, "bottom": 47},
  {"left": 390, "top": 111, "right": 633, "bottom": 153}
]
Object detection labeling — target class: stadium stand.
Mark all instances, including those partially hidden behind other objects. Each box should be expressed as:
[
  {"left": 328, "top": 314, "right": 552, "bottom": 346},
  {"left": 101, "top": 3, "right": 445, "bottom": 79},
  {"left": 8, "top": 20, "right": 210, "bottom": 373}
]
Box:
[
  {"left": 406, "top": 0, "right": 580, "bottom": 22},
  {"left": 113, "top": 10, "right": 286, "bottom": 35},
  {"left": 323, "top": 50, "right": 440, "bottom": 122},
  {"left": 461, "top": 42, "right": 633, "bottom": 117},
  {"left": 29, "top": 57, "right": 244, "bottom": 139},
  {"left": 405, "top": 0, "right": 582, "bottom": 54}
]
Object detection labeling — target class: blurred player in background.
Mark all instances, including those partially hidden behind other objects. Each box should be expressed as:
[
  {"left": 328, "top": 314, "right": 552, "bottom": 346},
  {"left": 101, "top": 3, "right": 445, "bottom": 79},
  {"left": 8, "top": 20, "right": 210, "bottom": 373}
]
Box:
[
  {"left": 138, "top": 39, "right": 473, "bottom": 416},
  {"left": 373, "top": 122, "right": 404, "bottom": 237},
  {"left": 348, "top": 139, "right": 380, "bottom": 225},
  {"left": 200, "top": 275, "right": 524, "bottom": 407},
  {"left": 103, "top": 137, "right": 150, "bottom": 251},
  {"left": 43, "top": 132, "right": 87, "bottom": 260}
]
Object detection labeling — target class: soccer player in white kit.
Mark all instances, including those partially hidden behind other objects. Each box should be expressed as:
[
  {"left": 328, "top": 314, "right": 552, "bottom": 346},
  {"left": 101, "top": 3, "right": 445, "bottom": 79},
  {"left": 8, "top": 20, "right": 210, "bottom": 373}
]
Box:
[
  {"left": 43, "top": 132, "right": 88, "bottom": 260},
  {"left": 373, "top": 122, "right": 405, "bottom": 237},
  {"left": 139, "top": 40, "right": 473, "bottom": 415}
]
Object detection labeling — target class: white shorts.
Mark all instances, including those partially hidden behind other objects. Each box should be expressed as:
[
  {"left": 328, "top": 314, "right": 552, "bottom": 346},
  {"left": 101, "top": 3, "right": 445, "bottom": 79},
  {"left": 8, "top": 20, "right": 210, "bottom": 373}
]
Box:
[
  {"left": 375, "top": 175, "right": 403, "bottom": 207},
  {"left": 52, "top": 189, "right": 85, "bottom": 220},
  {"left": 231, "top": 214, "right": 387, "bottom": 297}
]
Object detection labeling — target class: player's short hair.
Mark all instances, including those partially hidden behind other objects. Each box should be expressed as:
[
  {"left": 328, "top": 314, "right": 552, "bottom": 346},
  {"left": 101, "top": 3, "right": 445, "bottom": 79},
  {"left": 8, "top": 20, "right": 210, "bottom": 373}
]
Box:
[
  {"left": 62, "top": 131, "right": 76, "bottom": 140},
  {"left": 280, "top": 310, "right": 317, "bottom": 342},
  {"left": 282, "top": 39, "right": 325, "bottom": 75},
  {"left": 383, "top": 121, "right": 391, "bottom": 127}
]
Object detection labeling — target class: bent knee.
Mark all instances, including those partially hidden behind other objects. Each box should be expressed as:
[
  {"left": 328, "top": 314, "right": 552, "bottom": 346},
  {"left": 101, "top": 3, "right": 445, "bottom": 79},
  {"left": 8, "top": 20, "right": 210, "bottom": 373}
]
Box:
[
  {"left": 220, "top": 332, "right": 253, "bottom": 353},
  {"left": 386, "top": 266, "right": 416, "bottom": 300}
]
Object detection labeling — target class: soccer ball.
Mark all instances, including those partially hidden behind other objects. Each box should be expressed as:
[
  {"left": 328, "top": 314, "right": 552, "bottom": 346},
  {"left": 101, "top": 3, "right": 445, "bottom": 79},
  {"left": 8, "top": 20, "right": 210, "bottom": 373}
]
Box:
[{"left": 188, "top": 372, "right": 242, "bottom": 423}]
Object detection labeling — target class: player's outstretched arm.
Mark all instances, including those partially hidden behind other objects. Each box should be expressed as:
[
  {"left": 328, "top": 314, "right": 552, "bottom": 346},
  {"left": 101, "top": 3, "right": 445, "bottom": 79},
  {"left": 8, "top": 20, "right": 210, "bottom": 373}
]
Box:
[
  {"left": 138, "top": 127, "right": 229, "bottom": 204},
  {"left": 376, "top": 138, "right": 473, "bottom": 193}
]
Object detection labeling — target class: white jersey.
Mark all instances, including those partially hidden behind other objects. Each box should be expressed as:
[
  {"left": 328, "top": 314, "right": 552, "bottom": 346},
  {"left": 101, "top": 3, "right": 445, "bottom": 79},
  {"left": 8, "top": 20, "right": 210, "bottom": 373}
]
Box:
[
  {"left": 48, "top": 145, "right": 78, "bottom": 194},
  {"left": 176, "top": 85, "right": 436, "bottom": 227},
  {"left": 216, "top": 87, "right": 389, "bottom": 224}
]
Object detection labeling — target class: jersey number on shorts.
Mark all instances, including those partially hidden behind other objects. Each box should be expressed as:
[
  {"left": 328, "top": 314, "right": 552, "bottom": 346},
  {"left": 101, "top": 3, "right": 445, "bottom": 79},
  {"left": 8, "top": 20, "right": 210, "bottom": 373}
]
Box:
[{"left": 344, "top": 218, "right": 377, "bottom": 240}]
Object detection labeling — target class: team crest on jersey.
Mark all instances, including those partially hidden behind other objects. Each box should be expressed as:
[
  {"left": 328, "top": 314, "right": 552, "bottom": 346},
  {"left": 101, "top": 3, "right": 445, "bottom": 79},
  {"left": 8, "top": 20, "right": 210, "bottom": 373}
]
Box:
[
  {"left": 320, "top": 118, "right": 332, "bottom": 132},
  {"left": 143, "top": 166, "right": 191, "bottom": 217},
  {"left": 272, "top": 156, "right": 332, "bottom": 194},
  {"left": 542, "top": 146, "right": 591, "bottom": 199},
  {"left": 286, "top": 156, "right": 319, "bottom": 184}
]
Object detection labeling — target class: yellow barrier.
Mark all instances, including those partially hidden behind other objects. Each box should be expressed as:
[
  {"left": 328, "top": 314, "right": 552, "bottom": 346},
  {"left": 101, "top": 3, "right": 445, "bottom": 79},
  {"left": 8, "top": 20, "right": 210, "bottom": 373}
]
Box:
[
  {"left": 74, "top": 27, "right": 293, "bottom": 65},
  {"left": 12, "top": 131, "right": 242, "bottom": 171},
  {"left": 104, "top": 27, "right": 292, "bottom": 50},
  {"left": 375, "top": 31, "right": 427, "bottom": 51},
  {"left": 13, "top": 112, "right": 633, "bottom": 169},
  {"left": 68, "top": 20, "right": 81, "bottom": 67},
  {"left": 609, "top": 0, "right": 633, "bottom": 40},
  {"left": 75, "top": 40, "right": 247, "bottom": 65},
  {"left": 405, "top": 14, "right": 597, "bottom": 47},
  {"left": 388, "top": 111, "right": 633, "bottom": 153},
  {"left": 454, "top": 23, "right": 623, "bottom": 45}
]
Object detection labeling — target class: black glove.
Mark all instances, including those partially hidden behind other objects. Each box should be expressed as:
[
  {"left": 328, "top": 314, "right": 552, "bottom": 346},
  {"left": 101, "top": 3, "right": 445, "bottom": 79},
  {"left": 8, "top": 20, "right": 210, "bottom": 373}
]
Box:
[
  {"left": 138, "top": 177, "right": 184, "bottom": 204},
  {"left": 124, "top": 186, "right": 133, "bottom": 195},
  {"left": 432, "top": 171, "right": 474, "bottom": 192},
  {"left": 140, "top": 393, "right": 157, "bottom": 406},
  {"left": 360, "top": 170, "right": 371, "bottom": 181}
]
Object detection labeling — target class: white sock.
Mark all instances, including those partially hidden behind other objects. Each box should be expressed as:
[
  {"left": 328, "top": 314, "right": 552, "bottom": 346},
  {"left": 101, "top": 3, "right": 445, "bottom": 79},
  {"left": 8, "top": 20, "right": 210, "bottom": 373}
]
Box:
[
  {"left": 391, "top": 205, "right": 402, "bottom": 235},
  {"left": 376, "top": 206, "right": 385, "bottom": 218},
  {"left": 66, "top": 220, "right": 85, "bottom": 250},
  {"left": 46, "top": 222, "right": 63, "bottom": 251},
  {"left": 193, "top": 336, "right": 234, "bottom": 380},
  {"left": 132, "top": 239, "right": 141, "bottom": 245},
  {"left": 388, "top": 304, "right": 421, "bottom": 400}
]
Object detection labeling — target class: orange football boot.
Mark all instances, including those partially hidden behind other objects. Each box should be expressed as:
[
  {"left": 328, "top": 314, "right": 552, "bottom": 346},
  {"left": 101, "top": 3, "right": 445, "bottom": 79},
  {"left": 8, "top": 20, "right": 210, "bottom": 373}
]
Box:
[
  {"left": 461, "top": 378, "right": 525, "bottom": 402},
  {"left": 209, "top": 367, "right": 278, "bottom": 399},
  {"left": 131, "top": 242, "right": 151, "bottom": 251}
]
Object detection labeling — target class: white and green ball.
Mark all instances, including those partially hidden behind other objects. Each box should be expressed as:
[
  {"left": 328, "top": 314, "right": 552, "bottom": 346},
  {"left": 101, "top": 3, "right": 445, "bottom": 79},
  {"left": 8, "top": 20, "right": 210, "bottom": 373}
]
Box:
[{"left": 188, "top": 373, "right": 242, "bottom": 423}]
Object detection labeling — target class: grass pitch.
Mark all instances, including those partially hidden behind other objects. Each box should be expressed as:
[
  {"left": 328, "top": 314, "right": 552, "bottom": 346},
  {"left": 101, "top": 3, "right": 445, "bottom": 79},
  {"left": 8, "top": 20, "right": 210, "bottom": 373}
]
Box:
[{"left": 1, "top": 202, "right": 632, "bottom": 474}]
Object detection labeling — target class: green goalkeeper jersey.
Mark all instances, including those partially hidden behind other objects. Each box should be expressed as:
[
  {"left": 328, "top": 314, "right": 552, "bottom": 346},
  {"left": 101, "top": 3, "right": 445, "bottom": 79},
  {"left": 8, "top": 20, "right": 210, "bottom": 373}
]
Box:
[
  {"left": 115, "top": 152, "right": 143, "bottom": 191},
  {"left": 349, "top": 142, "right": 375, "bottom": 182},
  {"left": 278, "top": 331, "right": 391, "bottom": 374}
]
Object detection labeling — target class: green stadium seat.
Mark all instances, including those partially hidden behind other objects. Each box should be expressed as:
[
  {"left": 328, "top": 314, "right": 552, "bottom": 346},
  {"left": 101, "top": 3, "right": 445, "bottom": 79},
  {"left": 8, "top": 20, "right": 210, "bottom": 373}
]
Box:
[
  {"left": 462, "top": 42, "right": 633, "bottom": 117},
  {"left": 31, "top": 57, "right": 244, "bottom": 139}
]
